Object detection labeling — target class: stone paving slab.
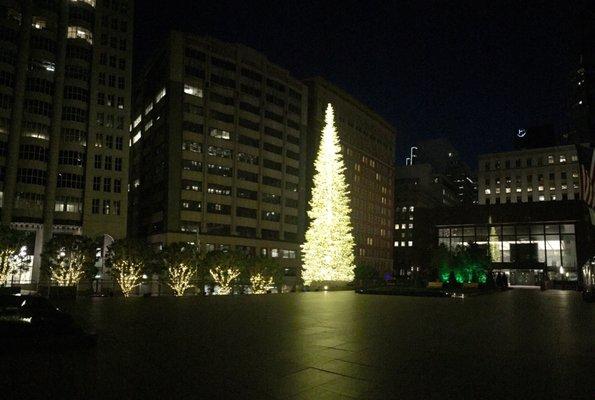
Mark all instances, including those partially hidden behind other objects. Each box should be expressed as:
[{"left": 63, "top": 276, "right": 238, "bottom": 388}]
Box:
[{"left": 1, "top": 290, "right": 593, "bottom": 399}]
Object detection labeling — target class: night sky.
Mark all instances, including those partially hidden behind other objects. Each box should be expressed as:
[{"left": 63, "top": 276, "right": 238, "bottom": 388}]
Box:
[{"left": 134, "top": 0, "right": 593, "bottom": 168}]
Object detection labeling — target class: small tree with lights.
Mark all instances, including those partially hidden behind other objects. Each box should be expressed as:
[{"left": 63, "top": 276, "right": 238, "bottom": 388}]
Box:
[
  {"left": 0, "top": 226, "right": 31, "bottom": 286},
  {"left": 161, "top": 242, "right": 201, "bottom": 296},
  {"left": 108, "top": 239, "right": 149, "bottom": 297},
  {"left": 247, "top": 256, "right": 283, "bottom": 294},
  {"left": 42, "top": 235, "right": 97, "bottom": 287},
  {"left": 205, "top": 251, "right": 246, "bottom": 295},
  {"left": 301, "top": 103, "right": 355, "bottom": 287}
]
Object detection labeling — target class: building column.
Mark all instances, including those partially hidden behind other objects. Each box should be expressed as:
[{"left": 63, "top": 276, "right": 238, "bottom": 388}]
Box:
[
  {"left": 32, "top": 224, "right": 44, "bottom": 283},
  {"left": 1, "top": 1, "right": 32, "bottom": 225},
  {"left": 42, "top": 1, "right": 69, "bottom": 242}
]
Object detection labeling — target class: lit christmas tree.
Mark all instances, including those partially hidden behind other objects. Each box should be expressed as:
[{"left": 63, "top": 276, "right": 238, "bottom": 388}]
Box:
[{"left": 301, "top": 103, "right": 355, "bottom": 285}]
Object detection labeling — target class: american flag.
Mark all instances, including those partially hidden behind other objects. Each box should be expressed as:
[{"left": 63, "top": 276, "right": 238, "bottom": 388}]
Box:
[{"left": 578, "top": 145, "right": 595, "bottom": 209}]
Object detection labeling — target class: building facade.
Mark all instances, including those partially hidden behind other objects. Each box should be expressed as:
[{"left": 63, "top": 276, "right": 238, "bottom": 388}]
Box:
[
  {"left": 129, "top": 32, "right": 307, "bottom": 277},
  {"left": 304, "top": 77, "right": 395, "bottom": 275},
  {"left": 436, "top": 201, "right": 595, "bottom": 286},
  {"left": 566, "top": 53, "right": 594, "bottom": 145},
  {"left": 478, "top": 145, "right": 582, "bottom": 205},
  {"left": 0, "top": 0, "right": 133, "bottom": 282},
  {"left": 393, "top": 163, "right": 459, "bottom": 276},
  {"left": 414, "top": 138, "right": 477, "bottom": 206}
]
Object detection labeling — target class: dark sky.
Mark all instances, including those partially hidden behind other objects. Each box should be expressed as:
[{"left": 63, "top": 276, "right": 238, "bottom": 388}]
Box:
[{"left": 134, "top": 0, "right": 593, "bottom": 168}]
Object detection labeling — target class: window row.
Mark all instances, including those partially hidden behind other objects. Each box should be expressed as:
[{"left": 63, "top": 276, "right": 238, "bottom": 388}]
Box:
[
  {"left": 484, "top": 154, "right": 579, "bottom": 170},
  {"left": 91, "top": 199, "right": 122, "bottom": 215},
  {"left": 93, "top": 155, "right": 123, "bottom": 171},
  {"left": 92, "top": 176, "right": 122, "bottom": 193}
]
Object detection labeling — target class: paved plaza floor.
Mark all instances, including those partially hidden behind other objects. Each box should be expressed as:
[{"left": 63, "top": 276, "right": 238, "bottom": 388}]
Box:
[{"left": 2, "top": 289, "right": 593, "bottom": 399}]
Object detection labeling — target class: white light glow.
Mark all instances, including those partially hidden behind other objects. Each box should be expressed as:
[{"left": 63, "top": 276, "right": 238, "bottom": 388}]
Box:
[{"left": 301, "top": 104, "right": 355, "bottom": 285}]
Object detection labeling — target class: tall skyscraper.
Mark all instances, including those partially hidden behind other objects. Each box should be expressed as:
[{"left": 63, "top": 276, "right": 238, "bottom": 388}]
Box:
[
  {"left": 304, "top": 78, "right": 396, "bottom": 276},
  {"left": 129, "top": 32, "right": 307, "bottom": 280},
  {"left": 414, "top": 138, "right": 477, "bottom": 206},
  {"left": 0, "top": 0, "right": 133, "bottom": 283},
  {"left": 567, "top": 53, "right": 594, "bottom": 145}
]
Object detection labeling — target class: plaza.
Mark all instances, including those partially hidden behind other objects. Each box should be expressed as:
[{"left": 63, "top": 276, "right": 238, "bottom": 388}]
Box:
[{"left": 2, "top": 290, "right": 593, "bottom": 399}]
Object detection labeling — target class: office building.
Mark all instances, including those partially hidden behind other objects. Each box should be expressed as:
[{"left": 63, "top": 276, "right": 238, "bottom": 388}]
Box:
[
  {"left": 304, "top": 78, "right": 396, "bottom": 276},
  {"left": 478, "top": 145, "right": 582, "bottom": 205},
  {"left": 393, "top": 163, "right": 458, "bottom": 275},
  {"left": 0, "top": 0, "right": 133, "bottom": 283},
  {"left": 393, "top": 138, "right": 475, "bottom": 276},
  {"left": 414, "top": 138, "right": 477, "bottom": 206},
  {"left": 566, "top": 53, "right": 594, "bottom": 145},
  {"left": 129, "top": 32, "right": 307, "bottom": 277},
  {"left": 436, "top": 200, "right": 595, "bottom": 286}
]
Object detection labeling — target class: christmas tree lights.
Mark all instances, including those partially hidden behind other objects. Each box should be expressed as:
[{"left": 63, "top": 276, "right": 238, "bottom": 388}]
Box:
[
  {"left": 301, "top": 103, "right": 355, "bottom": 285},
  {"left": 209, "top": 266, "right": 240, "bottom": 295},
  {"left": 50, "top": 249, "right": 87, "bottom": 286},
  {"left": 250, "top": 273, "right": 274, "bottom": 294},
  {"left": 111, "top": 259, "right": 144, "bottom": 297},
  {"left": 167, "top": 262, "right": 195, "bottom": 296}
]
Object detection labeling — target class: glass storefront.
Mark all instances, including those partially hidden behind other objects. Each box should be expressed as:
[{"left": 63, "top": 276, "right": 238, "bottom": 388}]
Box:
[{"left": 438, "top": 223, "right": 577, "bottom": 282}]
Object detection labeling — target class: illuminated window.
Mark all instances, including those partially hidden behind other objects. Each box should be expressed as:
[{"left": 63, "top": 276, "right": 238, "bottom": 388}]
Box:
[
  {"left": 539, "top": 195, "right": 545, "bottom": 201},
  {"left": 395, "top": 224, "right": 399, "bottom": 230},
  {"left": 133, "top": 115, "right": 141, "bottom": 128},
  {"left": 547, "top": 155, "right": 554, "bottom": 164},
  {"left": 145, "top": 102, "right": 153, "bottom": 115},
  {"left": 401, "top": 241, "right": 406, "bottom": 247},
  {"left": 495, "top": 188, "right": 501, "bottom": 194},
  {"left": 408, "top": 241, "right": 413, "bottom": 247},
  {"left": 516, "top": 188, "right": 521, "bottom": 193},
  {"left": 505, "top": 188, "right": 511, "bottom": 193},
  {"left": 67, "top": 26, "right": 93, "bottom": 44},
  {"left": 559, "top": 155, "right": 566, "bottom": 163},
  {"left": 571, "top": 155, "right": 578, "bottom": 162},
  {"left": 538, "top": 185, "right": 544, "bottom": 191},
  {"left": 210, "top": 128, "right": 231, "bottom": 140},
  {"left": 394, "top": 241, "right": 399, "bottom": 247},
  {"left": 184, "top": 84, "right": 203, "bottom": 97},
  {"left": 409, "top": 206, "right": 414, "bottom": 212},
  {"left": 401, "top": 224, "right": 406, "bottom": 229},
  {"left": 132, "top": 132, "right": 141, "bottom": 144},
  {"left": 32, "top": 17, "right": 47, "bottom": 30},
  {"left": 155, "top": 88, "right": 166, "bottom": 103},
  {"left": 408, "top": 223, "right": 413, "bottom": 229},
  {"left": 484, "top": 189, "right": 491, "bottom": 195},
  {"left": 70, "top": 0, "right": 96, "bottom": 6}
]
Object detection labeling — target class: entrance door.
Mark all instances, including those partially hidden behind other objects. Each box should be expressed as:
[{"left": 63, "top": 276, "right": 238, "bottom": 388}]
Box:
[{"left": 509, "top": 269, "right": 542, "bottom": 286}]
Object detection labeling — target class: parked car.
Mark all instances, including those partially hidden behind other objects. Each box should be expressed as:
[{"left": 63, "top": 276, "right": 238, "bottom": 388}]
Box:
[
  {"left": 0, "top": 295, "right": 96, "bottom": 349},
  {"left": 581, "top": 257, "right": 595, "bottom": 302}
]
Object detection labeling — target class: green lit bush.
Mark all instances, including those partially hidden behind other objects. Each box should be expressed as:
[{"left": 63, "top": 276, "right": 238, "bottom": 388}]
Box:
[{"left": 435, "top": 243, "right": 491, "bottom": 285}]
